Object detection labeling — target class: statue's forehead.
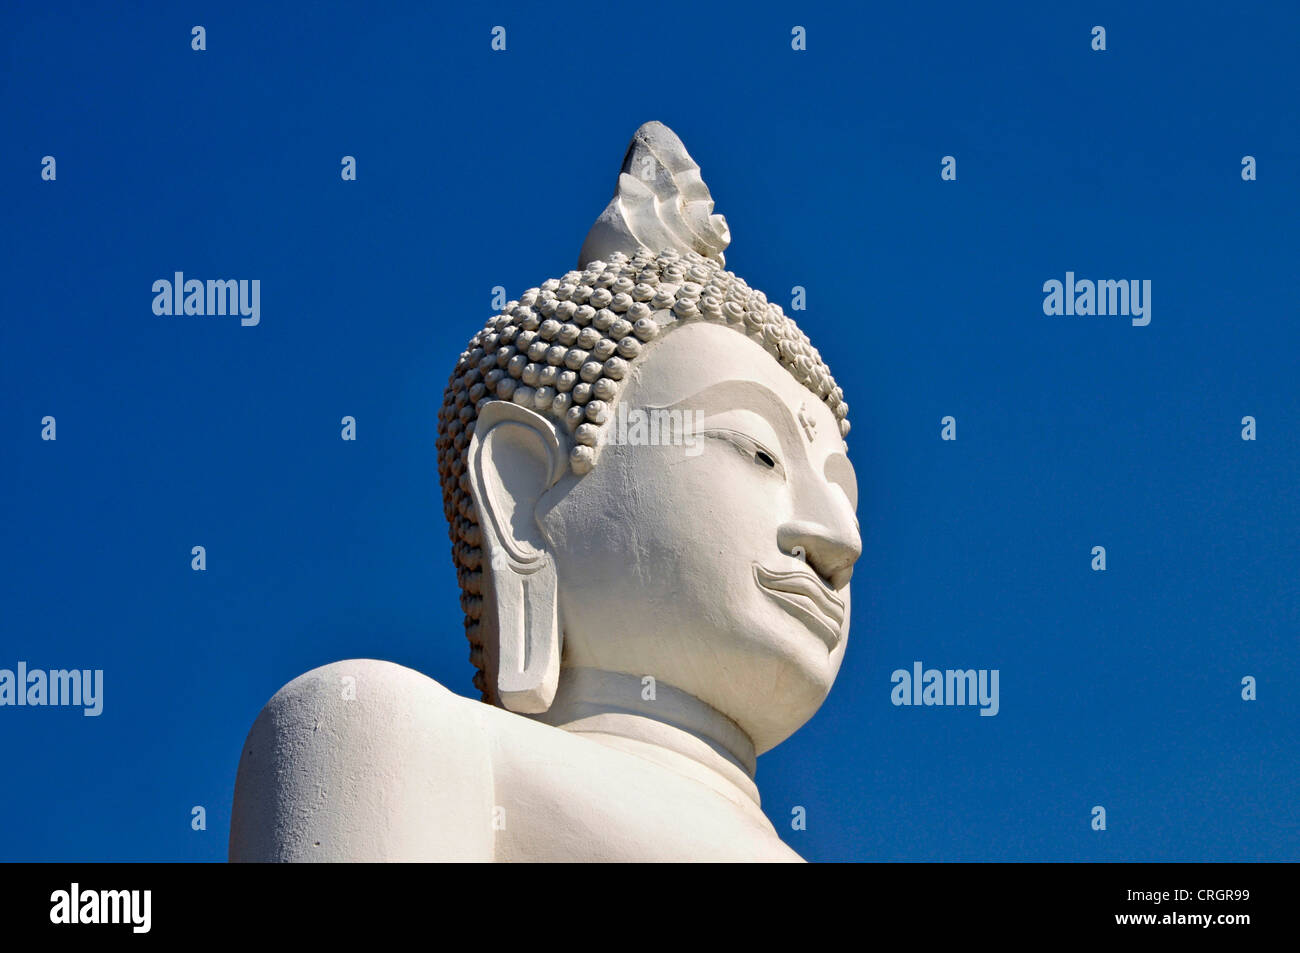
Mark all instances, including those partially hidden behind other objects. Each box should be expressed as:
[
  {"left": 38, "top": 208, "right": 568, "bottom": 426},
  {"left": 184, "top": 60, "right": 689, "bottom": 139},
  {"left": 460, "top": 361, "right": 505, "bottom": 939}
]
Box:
[{"left": 622, "top": 322, "right": 845, "bottom": 452}]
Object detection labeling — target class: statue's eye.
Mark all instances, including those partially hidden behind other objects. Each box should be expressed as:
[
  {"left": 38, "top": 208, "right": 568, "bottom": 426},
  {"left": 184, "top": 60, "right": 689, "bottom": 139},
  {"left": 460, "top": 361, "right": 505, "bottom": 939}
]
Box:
[{"left": 704, "top": 428, "right": 784, "bottom": 478}]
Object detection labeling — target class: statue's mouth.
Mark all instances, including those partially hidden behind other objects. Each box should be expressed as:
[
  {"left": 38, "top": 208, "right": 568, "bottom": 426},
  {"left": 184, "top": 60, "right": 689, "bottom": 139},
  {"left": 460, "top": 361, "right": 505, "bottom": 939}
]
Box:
[{"left": 752, "top": 563, "right": 845, "bottom": 652}]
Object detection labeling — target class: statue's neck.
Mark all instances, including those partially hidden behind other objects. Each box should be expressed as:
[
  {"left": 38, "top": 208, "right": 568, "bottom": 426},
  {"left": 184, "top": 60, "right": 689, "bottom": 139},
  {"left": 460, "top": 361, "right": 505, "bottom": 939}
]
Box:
[{"left": 527, "top": 667, "right": 761, "bottom": 808}]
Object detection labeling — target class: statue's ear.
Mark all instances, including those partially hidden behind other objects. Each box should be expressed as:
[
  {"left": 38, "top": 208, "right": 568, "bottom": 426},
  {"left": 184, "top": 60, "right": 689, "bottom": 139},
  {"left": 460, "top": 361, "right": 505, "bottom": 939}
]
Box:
[{"left": 466, "top": 400, "right": 567, "bottom": 713}]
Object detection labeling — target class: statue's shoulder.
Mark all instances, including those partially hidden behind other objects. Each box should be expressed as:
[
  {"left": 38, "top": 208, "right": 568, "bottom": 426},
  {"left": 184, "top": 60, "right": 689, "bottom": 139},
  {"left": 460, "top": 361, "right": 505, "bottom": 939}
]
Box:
[{"left": 229, "top": 659, "right": 496, "bottom": 862}]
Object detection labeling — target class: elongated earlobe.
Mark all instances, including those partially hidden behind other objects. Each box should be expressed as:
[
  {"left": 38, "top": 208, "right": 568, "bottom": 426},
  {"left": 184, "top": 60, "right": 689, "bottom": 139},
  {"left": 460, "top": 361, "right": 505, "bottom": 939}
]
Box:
[{"left": 466, "top": 401, "right": 567, "bottom": 712}]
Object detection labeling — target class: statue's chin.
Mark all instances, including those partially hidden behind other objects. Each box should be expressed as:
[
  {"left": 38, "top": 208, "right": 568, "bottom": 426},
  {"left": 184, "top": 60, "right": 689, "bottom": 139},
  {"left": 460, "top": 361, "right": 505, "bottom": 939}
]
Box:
[
  {"left": 552, "top": 579, "right": 848, "bottom": 754},
  {"left": 674, "top": 623, "right": 845, "bottom": 754},
  {"left": 728, "top": 628, "right": 844, "bottom": 755},
  {"left": 691, "top": 588, "right": 846, "bottom": 752}
]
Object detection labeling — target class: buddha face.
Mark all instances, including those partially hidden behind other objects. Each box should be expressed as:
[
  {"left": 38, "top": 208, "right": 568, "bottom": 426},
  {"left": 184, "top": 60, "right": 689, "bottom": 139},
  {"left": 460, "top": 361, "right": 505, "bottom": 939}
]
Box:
[{"left": 535, "top": 321, "right": 861, "bottom": 752}]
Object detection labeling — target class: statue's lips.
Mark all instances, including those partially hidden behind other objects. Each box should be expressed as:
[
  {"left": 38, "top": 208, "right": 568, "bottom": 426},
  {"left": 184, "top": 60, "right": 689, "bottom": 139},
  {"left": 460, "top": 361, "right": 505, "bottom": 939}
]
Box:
[{"left": 752, "top": 564, "right": 846, "bottom": 651}]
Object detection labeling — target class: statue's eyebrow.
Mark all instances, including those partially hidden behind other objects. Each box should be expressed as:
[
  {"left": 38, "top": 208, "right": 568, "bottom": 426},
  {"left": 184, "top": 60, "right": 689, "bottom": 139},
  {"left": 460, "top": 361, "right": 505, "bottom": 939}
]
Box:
[
  {"left": 668, "top": 379, "right": 859, "bottom": 513},
  {"left": 659, "top": 381, "right": 853, "bottom": 493},
  {"left": 656, "top": 379, "right": 800, "bottom": 447}
]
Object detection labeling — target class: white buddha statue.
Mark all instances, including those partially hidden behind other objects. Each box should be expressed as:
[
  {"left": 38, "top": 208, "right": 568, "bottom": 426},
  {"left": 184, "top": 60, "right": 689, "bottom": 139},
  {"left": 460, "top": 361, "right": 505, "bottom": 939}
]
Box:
[{"left": 229, "top": 121, "right": 860, "bottom": 862}]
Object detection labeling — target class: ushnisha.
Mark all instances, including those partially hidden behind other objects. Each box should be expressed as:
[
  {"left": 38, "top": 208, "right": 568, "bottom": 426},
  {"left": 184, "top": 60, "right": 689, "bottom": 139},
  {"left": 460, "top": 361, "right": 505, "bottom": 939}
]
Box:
[{"left": 231, "top": 121, "right": 862, "bottom": 862}]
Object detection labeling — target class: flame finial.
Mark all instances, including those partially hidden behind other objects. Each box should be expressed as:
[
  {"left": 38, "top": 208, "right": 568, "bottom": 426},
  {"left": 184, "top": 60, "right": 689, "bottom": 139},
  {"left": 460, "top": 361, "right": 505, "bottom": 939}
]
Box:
[{"left": 579, "top": 121, "right": 731, "bottom": 269}]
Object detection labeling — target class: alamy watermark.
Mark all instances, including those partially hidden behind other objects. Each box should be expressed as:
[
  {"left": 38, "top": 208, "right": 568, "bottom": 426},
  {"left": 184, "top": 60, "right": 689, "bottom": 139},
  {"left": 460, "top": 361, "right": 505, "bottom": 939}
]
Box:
[
  {"left": 891, "top": 661, "right": 999, "bottom": 716},
  {"left": 50, "top": 883, "right": 150, "bottom": 933},
  {"left": 605, "top": 404, "right": 706, "bottom": 456},
  {"left": 152, "top": 272, "right": 260, "bottom": 326},
  {"left": 0, "top": 662, "right": 103, "bottom": 716},
  {"left": 1042, "top": 272, "right": 1151, "bottom": 326}
]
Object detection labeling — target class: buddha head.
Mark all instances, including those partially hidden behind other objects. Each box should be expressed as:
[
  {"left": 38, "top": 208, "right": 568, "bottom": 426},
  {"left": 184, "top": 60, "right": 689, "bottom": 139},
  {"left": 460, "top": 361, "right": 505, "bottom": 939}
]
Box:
[{"left": 435, "top": 122, "right": 860, "bottom": 754}]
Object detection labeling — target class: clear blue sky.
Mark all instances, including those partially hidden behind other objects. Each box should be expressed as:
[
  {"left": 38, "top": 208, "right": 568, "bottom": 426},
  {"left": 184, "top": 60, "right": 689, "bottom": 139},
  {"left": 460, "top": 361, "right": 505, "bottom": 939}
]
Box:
[{"left": 2, "top": 1, "right": 1297, "bottom": 861}]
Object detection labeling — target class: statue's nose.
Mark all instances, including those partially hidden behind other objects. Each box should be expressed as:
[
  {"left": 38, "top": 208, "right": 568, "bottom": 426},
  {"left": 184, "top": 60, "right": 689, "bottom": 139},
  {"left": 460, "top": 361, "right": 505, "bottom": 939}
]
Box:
[{"left": 778, "top": 516, "right": 861, "bottom": 591}]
